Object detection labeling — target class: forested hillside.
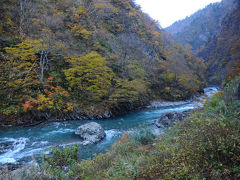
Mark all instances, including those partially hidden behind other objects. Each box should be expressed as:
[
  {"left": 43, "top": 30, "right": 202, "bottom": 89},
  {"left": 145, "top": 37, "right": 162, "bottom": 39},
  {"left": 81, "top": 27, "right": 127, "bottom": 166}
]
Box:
[
  {"left": 198, "top": 0, "right": 240, "bottom": 84},
  {"left": 166, "top": 0, "right": 240, "bottom": 84},
  {"left": 166, "top": 0, "right": 234, "bottom": 52},
  {"left": 0, "top": 0, "right": 206, "bottom": 126}
]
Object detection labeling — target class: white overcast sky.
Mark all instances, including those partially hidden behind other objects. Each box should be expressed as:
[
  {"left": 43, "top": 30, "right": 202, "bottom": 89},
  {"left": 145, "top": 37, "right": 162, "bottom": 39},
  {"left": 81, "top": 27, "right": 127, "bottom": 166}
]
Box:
[{"left": 134, "top": 0, "right": 222, "bottom": 28}]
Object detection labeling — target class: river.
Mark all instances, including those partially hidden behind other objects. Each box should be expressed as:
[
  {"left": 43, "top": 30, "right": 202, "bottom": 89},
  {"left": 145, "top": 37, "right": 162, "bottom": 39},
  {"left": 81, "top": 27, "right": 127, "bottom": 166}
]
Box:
[{"left": 0, "top": 87, "right": 219, "bottom": 167}]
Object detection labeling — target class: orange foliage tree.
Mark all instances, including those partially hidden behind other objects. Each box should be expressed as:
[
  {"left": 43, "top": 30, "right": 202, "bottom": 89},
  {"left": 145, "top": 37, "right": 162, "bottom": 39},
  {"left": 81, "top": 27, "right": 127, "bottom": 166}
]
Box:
[{"left": 22, "top": 77, "right": 73, "bottom": 113}]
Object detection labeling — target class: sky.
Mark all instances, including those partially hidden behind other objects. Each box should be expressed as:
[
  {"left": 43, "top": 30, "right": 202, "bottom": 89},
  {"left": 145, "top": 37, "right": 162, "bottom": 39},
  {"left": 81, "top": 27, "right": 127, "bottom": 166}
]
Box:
[{"left": 134, "top": 0, "right": 222, "bottom": 28}]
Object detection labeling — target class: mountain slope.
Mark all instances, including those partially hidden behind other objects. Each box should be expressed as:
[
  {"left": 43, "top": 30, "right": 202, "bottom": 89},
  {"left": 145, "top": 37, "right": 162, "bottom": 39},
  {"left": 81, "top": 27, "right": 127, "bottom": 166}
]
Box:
[
  {"left": 166, "top": 0, "right": 234, "bottom": 52},
  {"left": 0, "top": 0, "right": 206, "bottom": 126},
  {"left": 166, "top": 0, "right": 240, "bottom": 84},
  {"left": 198, "top": 0, "right": 240, "bottom": 84}
]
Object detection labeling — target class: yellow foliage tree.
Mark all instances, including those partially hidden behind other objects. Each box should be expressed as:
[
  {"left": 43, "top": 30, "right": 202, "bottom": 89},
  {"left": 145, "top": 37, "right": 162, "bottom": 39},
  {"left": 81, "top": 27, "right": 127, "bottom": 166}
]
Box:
[
  {"left": 110, "top": 79, "right": 147, "bottom": 103},
  {"left": 124, "top": 60, "right": 146, "bottom": 81},
  {"left": 71, "top": 25, "right": 90, "bottom": 39},
  {"left": 64, "top": 52, "right": 114, "bottom": 102},
  {"left": 4, "top": 39, "right": 43, "bottom": 91}
]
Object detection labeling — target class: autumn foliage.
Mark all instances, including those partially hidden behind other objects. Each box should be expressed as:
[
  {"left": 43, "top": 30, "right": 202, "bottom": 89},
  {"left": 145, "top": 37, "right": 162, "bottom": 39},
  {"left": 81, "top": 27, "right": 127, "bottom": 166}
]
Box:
[
  {"left": 0, "top": 0, "right": 206, "bottom": 125},
  {"left": 22, "top": 77, "right": 73, "bottom": 113}
]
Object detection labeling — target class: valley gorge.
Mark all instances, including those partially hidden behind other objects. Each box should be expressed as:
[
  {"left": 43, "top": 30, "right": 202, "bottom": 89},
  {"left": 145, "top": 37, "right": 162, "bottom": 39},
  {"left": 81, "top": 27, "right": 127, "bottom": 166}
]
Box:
[{"left": 0, "top": 0, "right": 240, "bottom": 179}]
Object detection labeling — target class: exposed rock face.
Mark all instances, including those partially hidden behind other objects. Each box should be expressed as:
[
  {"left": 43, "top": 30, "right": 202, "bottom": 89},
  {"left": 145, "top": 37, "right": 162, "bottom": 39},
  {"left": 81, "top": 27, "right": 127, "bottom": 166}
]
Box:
[
  {"left": 155, "top": 111, "right": 190, "bottom": 128},
  {"left": 75, "top": 122, "right": 106, "bottom": 145}
]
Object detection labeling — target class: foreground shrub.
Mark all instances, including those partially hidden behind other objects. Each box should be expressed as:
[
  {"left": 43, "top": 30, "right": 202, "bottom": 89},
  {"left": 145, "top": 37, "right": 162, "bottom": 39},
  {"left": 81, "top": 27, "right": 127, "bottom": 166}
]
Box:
[
  {"left": 41, "top": 145, "right": 78, "bottom": 179},
  {"left": 141, "top": 112, "right": 240, "bottom": 179},
  {"left": 131, "top": 129, "right": 156, "bottom": 145},
  {"left": 141, "top": 85, "right": 240, "bottom": 179},
  {"left": 223, "top": 76, "right": 240, "bottom": 105}
]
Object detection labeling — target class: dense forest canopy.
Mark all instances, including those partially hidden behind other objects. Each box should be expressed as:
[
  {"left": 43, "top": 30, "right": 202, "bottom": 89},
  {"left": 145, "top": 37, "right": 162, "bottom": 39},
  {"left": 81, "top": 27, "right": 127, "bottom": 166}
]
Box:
[{"left": 0, "top": 0, "right": 206, "bottom": 126}]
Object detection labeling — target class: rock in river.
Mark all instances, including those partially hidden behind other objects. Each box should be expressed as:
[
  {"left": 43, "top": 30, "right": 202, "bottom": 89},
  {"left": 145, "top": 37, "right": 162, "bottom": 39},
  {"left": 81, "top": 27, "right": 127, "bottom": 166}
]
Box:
[
  {"left": 75, "top": 122, "right": 106, "bottom": 145},
  {"left": 155, "top": 111, "right": 190, "bottom": 128}
]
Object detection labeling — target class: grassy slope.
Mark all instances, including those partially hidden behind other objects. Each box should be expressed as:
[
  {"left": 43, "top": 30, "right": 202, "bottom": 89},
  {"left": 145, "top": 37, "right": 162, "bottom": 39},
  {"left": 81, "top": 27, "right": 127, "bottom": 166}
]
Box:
[{"left": 11, "top": 77, "right": 240, "bottom": 179}]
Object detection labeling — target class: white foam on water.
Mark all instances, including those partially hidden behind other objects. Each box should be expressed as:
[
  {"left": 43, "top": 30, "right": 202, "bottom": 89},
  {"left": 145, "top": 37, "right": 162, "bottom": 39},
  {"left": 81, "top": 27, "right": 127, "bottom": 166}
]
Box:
[
  {"left": 105, "top": 129, "right": 122, "bottom": 140},
  {"left": 0, "top": 137, "right": 16, "bottom": 143},
  {"left": 0, "top": 137, "right": 28, "bottom": 164},
  {"left": 147, "top": 87, "right": 220, "bottom": 110},
  {"left": 14, "top": 147, "right": 51, "bottom": 159},
  {"left": 147, "top": 100, "right": 191, "bottom": 109},
  {"left": 0, "top": 157, "right": 16, "bottom": 164},
  {"left": 59, "top": 142, "right": 82, "bottom": 147},
  {"left": 31, "top": 141, "right": 49, "bottom": 146},
  {"left": 192, "top": 87, "right": 220, "bottom": 107},
  {"left": 45, "top": 128, "right": 75, "bottom": 136},
  {"left": 40, "top": 141, "right": 49, "bottom": 145},
  {"left": 205, "top": 87, "right": 219, "bottom": 97},
  {"left": 148, "top": 104, "right": 195, "bottom": 116}
]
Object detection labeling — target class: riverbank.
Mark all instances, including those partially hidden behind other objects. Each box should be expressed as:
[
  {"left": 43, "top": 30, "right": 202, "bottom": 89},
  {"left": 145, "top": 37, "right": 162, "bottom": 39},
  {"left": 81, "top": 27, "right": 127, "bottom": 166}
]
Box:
[
  {"left": 0, "top": 86, "right": 215, "bottom": 129},
  {"left": 12, "top": 77, "right": 238, "bottom": 179},
  {"left": 0, "top": 87, "right": 218, "bottom": 169}
]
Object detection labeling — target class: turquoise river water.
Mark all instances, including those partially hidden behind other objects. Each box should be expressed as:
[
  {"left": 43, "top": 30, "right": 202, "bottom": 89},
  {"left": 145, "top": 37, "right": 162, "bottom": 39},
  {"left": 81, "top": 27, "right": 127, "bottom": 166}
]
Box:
[{"left": 0, "top": 87, "right": 219, "bottom": 166}]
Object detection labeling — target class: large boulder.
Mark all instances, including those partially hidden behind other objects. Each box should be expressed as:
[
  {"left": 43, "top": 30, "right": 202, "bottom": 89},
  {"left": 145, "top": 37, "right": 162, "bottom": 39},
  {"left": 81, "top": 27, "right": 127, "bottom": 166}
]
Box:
[
  {"left": 75, "top": 122, "right": 106, "bottom": 145},
  {"left": 155, "top": 115, "right": 171, "bottom": 128},
  {"left": 155, "top": 111, "right": 190, "bottom": 128}
]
